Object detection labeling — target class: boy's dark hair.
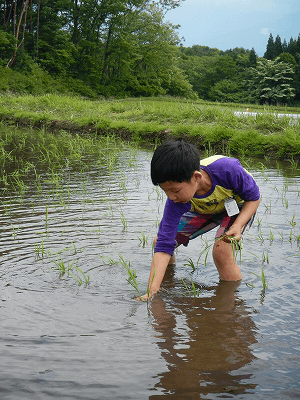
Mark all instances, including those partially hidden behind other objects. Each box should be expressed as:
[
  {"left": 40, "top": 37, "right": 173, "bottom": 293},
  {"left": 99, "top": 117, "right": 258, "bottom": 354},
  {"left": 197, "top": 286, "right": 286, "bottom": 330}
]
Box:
[{"left": 151, "top": 139, "right": 200, "bottom": 185}]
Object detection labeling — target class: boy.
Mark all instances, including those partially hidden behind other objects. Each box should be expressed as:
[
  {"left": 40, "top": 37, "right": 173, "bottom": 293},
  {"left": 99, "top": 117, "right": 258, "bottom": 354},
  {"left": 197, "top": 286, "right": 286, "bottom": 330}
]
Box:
[{"left": 142, "top": 139, "right": 260, "bottom": 300}]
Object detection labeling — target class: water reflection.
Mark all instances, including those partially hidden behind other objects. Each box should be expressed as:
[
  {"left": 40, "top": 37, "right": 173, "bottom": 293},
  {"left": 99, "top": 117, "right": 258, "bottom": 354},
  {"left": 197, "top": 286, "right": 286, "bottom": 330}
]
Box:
[{"left": 150, "top": 266, "right": 257, "bottom": 398}]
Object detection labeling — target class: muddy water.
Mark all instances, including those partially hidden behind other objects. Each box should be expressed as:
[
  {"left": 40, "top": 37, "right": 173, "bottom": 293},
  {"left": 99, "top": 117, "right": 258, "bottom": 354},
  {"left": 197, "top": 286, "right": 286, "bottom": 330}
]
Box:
[{"left": 0, "top": 146, "right": 299, "bottom": 399}]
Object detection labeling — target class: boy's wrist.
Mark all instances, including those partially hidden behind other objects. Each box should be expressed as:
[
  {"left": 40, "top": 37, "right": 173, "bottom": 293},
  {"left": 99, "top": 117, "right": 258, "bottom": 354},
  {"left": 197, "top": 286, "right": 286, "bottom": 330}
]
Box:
[{"left": 148, "top": 285, "right": 160, "bottom": 296}]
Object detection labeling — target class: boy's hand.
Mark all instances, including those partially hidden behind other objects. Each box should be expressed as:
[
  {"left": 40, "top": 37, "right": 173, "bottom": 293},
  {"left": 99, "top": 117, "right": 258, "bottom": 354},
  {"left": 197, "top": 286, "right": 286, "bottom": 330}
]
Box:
[
  {"left": 136, "top": 287, "right": 159, "bottom": 301},
  {"left": 225, "top": 224, "right": 243, "bottom": 241},
  {"left": 225, "top": 199, "right": 260, "bottom": 241},
  {"left": 136, "top": 293, "right": 150, "bottom": 302}
]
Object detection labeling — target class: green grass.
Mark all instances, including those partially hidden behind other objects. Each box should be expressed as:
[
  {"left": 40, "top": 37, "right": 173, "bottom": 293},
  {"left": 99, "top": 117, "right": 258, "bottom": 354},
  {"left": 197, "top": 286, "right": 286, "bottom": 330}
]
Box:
[{"left": 0, "top": 94, "right": 300, "bottom": 158}]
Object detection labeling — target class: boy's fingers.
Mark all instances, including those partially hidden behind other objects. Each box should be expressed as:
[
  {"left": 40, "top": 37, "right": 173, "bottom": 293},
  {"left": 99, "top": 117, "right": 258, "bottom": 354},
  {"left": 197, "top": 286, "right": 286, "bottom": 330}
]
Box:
[{"left": 136, "top": 294, "right": 149, "bottom": 301}]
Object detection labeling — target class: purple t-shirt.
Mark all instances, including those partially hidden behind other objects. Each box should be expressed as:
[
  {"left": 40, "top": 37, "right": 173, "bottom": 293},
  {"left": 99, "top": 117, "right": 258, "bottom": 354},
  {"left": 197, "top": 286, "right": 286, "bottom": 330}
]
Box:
[{"left": 155, "top": 155, "right": 260, "bottom": 255}]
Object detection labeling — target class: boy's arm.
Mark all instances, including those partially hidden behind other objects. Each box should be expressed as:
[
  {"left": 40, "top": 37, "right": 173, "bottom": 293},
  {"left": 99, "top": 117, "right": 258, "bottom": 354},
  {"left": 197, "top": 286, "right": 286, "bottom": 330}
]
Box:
[
  {"left": 140, "top": 251, "right": 171, "bottom": 301},
  {"left": 225, "top": 199, "right": 260, "bottom": 239},
  {"left": 138, "top": 200, "right": 189, "bottom": 301}
]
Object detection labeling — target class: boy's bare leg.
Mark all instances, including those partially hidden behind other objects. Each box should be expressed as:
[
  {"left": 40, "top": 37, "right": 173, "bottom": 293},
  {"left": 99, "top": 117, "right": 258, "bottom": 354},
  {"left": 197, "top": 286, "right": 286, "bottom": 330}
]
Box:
[
  {"left": 169, "top": 253, "right": 176, "bottom": 264},
  {"left": 212, "top": 239, "right": 242, "bottom": 281}
]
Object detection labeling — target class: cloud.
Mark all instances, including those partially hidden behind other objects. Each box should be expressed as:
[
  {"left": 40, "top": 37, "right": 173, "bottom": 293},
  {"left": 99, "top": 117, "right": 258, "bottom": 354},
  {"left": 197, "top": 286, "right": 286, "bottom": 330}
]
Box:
[{"left": 261, "top": 28, "right": 269, "bottom": 35}]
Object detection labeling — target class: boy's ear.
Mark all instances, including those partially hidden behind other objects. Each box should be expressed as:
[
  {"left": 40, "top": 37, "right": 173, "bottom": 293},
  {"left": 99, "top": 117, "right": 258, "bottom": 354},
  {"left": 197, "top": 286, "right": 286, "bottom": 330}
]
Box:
[{"left": 193, "top": 170, "right": 202, "bottom": 181}]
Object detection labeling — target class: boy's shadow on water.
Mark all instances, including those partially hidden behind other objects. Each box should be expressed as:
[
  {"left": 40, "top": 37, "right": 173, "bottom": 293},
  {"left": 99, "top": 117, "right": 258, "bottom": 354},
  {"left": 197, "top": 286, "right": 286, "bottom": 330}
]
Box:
[{"left": 149, "top": 265, "right": 258, "bottom": 399}]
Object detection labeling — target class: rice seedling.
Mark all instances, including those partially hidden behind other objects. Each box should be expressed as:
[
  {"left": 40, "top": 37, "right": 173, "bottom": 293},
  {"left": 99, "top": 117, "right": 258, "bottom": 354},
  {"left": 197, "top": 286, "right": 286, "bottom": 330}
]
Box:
[
  {"left": 227, "top": 235, "right": 243, "bottom": 263},
  {"left": 289, "top": 157, "right": 299, "bottom": 172},
  {"left": 51, "top": 258, "right": 76, "bottom": 278},
  {"left": 11, "top": 170, "right": 28, "bottom": 195},
  {"left": 275, "top": 161, "right": 282, "bottom": 174},
  {"left": 289, "top": 213, "right": 296, "bottom": 227},
  {"left": 181, "top": 276, "right": 201, "bottom": 298},
  {"left": 278, "top": 230, "right": 284, "bottom": 240},
  {"left": 263, "top": 201, "right": 272, "bottom": 213},
  {"left": 256, "top": 217, "right": 262, "bottom": 229},
  {"left": 72, "top": 242, "right": 77, "bottom": 254},
  {"left": 101, "top": 256, "right": 118, "bottom": 266},
  {"left": 284, "top": 198, "right": 289, "bottom": 208},
  {"left": 119, "top": 209, "right": 128, "bottom": 231},
  {"left": 11, "top": 224, "right": 20, "bottom": 240},
  {"left": 256, "top": 233, "right": 265, "bottom": 243},
  {"left": 134, "top": 177, "right": 140, "bottom": 187},
  {"left": 273, "top": 184, "right": 279, "bottom": 193},
  {"left": 45, "top": 204, "right": 49, "bottom": 232},
  {"left": 262, "top": 250, "right": 269, "bottom": 264},
  {"left": 197, "top": 239, "right": 213, "bottom": 268},
  {"left": 183, "top": 257, "right": 197, "bottom": 272},
  {"left": 138, "top": 231, "right": 148, "bottom": 248},
  {"left": 118, "top": 178, "right": 127, "bottom": 193},
  {"left": 70, "top": 267, "right": 90, "bottom": 285},
  {"left": 34, "top": 239, "right": 46, "bottom": 260},
  {"left": 261, "top": 265, "right": 268, "bottom": 291},
  {"left": 119, "top": 253, "right": 143, "bottom": 299}
]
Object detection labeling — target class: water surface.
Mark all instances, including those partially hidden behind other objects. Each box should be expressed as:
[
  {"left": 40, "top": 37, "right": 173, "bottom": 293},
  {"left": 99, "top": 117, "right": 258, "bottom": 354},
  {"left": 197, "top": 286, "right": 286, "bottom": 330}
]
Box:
[{"left": 0, "top": 145, "right": 299, "bottom": 399}]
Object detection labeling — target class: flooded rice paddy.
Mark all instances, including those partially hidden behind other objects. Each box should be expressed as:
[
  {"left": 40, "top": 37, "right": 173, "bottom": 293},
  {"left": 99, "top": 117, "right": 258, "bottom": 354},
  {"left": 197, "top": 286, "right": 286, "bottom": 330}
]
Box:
[{"left": 0, "top": 137, "right": 300, "bottom": 399}]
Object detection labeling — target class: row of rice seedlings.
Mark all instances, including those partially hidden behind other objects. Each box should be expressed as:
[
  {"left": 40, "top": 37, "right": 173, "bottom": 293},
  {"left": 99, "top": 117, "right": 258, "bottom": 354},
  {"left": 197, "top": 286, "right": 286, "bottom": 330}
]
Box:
[
  {"left": 0, "top": 129, "right": 142, "bottom": 285},
  {"left": 256, "top": 218, "right": 299, "bottom": 245},
  {"left": 0, "top": 125, "right": 135, "bottom": 202}
]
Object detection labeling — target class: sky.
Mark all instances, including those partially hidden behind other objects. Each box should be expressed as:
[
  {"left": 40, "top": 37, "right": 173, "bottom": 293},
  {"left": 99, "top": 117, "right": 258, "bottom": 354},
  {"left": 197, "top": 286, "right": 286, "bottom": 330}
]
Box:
[{"left": 165, "top": 0, "right": 300, "bottom": 56}]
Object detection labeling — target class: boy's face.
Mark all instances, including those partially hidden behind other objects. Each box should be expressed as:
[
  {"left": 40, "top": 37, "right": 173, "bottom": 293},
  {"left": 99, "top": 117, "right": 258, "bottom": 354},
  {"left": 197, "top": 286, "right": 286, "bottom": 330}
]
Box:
[{"left": 159, "top": 172, "right": 201, "bottom": 204}]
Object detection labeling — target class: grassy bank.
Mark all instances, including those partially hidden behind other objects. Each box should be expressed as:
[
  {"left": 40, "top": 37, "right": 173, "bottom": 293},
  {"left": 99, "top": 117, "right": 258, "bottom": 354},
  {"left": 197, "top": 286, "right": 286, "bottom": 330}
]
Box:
[{"left": 0, "top": 94, "right": 300, "bottom": 159}]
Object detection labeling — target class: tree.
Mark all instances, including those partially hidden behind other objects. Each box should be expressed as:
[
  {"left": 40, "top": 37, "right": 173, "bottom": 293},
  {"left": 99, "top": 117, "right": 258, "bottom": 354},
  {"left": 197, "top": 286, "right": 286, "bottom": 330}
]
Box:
[
  {"left": 249, "top": 48, "right": 257, "bottom": 66},
  {"left": 282, "top": 38, "right": 288, "bottom": 53},
  {"left": 4, "top": 0, "right": 30, "bottom": 68},
  {"left": 264, "top": 33, "right": 276, "bottom": 60},
  {"left": 214, "top": 55, "right": 237, "bottom": 80},
  {"left": 0, "top": 30, "right": 17, "bottom": 66},
  {"left": 246, "top": 59, "right": 296, "bottom": 105},
  {"left": 208, "top": 79, "right": 244, "bottom": 103},
  {"left": 287, "top": 36, "right": 297, "bottom": 56},
  {"left": 67, "top": 1, "right": 192, "bottom": 97},
  {"left": 1, "top": 0, "right": 193, "bottom": 97},
  {"left": 274, "top": 34, "right": 283, "bottom": 57},
  {"left": 276, "top": 53, "right": 297, "bottom": 70},
  {"left": 180, "top": 45, "right": 220, "bottom": 58},
  {"left": 178, "top": 52, "right": 238, "bottom": 100}
]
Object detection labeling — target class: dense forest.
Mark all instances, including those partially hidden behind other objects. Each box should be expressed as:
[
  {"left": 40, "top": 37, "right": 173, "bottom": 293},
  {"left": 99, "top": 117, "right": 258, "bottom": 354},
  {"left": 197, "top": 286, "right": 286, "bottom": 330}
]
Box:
[{"left": 0, "top": 0, "right": 300, "bottom": 105}]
